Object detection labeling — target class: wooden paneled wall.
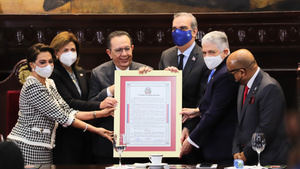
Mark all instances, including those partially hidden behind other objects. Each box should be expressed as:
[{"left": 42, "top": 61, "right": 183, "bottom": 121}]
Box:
[{"left": 0, "top": 12, "right": 299, "bottom": 135}]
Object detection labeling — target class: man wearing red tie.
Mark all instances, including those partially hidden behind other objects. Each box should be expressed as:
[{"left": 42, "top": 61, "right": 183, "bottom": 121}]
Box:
[{"left": 226, "top": 49, "right": 289, "bottom": 165}]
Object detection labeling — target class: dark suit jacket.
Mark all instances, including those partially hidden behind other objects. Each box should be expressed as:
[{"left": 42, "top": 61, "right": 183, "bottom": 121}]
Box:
[
  {"left": 50, "top": 61, "right": 99, "bottom": 164},
  {"left": 189, "top": 58, "right": 239, "bottom": 165},
  {"left": 88, "top": 60, "right": 149, "bottom": 161},
  {"left": 232, "top": 69, "right": 290, "bottom": 165},
  {"left": 159, "top": 44, "right": 210, "bottom": 130}
]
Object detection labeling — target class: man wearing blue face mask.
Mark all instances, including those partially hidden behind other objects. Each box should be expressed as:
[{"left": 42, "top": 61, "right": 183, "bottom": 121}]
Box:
[
  {"left": 159, "top": 13, "right": 209, "bottom": 163},
  {"left": 180, "top": 31, "right": 239, "bottom": 166}
]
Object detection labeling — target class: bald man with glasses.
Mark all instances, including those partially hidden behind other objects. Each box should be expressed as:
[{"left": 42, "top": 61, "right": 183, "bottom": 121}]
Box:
[{"left": 227, "top": 49, "right": 289, "bottom": 166}]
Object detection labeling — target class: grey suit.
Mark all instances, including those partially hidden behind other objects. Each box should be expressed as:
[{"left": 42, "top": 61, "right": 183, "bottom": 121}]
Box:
[
  {"left": 89, "top": 60, "right": 148, "bottom": 102},
  {"left": 88, "top": 60, "right": 149, "bottom": 163},
  {"left": 159, "top": 44, "right": 209, "bottom": 130},
  {"left": 232, "top": 69, "right": 290, "bottom": 165}
]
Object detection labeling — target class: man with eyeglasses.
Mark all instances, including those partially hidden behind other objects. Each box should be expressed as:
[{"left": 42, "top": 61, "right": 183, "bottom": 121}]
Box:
[
  {"left": 158, "top": 12, "right": 209, "bottom": 163},
  {"left": 227, "top": 49, "right": 289, "bottom": 166},
  {"left": 88, "top": 30, "right": 150, "bottom": 164},
  {"left": 179, "top": 31, "right": 238, "bottom": 165}
]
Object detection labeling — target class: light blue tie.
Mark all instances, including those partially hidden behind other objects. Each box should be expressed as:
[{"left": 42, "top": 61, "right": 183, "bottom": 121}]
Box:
[{"left": 207, "top": 69, "right": 216, "bottom": 83}]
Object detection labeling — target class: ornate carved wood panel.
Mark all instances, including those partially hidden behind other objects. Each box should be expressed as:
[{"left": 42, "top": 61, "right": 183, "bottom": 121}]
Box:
[{"left": 0, "top": 12, "right": 299, "bottom": 134}]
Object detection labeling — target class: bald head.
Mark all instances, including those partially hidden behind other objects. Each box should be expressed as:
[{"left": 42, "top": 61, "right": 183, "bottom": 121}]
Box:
[
  {"left": 226, "top": 49, "right": 258, "bottom": 85},
  {"left": 227, "top": 49, "right": 257, "bottom": 71}
]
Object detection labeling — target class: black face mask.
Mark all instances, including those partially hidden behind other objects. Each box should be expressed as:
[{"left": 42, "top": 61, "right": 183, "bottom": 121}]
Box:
[
  {"left": 228, "top": 73, "right": 239, "bottom": 84},
  {"left": 234, "top": 69, "right": 245, "bottom": 84},
  {"left": 235, "top": 75, "right": 242, "bottom": 83}
]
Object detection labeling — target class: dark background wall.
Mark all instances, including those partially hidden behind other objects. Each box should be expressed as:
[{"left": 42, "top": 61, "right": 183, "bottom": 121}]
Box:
[{"left": 0, "top": 12, "right": 299, "bottom": 135}]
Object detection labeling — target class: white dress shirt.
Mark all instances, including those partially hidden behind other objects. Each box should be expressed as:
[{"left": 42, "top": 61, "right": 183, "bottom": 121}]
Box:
[{"left": 177, "top": 42, "right": 195, "bottom": 70}]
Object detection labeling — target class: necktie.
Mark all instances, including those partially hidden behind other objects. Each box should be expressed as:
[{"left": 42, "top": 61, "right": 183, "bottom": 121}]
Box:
[
  {"left": 207, "top": 69, "right": 215, "bottom": 83},
  {"left": 178, "top": 54, "right": 184, "bottom": 70},
  {"left": 243, "top": 86, "right": 249, "bottom": 105}
]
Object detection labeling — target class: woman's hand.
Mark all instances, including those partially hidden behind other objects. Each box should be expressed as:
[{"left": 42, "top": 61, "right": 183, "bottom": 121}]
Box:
[
  {"left": 98, "top": 107, "right": 115, "bottom": 118},
  {"left": 97, "top": 127, "right": 113, "bottom": 142}
]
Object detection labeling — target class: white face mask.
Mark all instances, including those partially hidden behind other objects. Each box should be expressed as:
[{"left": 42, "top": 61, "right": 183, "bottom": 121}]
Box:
[
  {"left": 33, "top": 64, "right": 53, "bottom": 78},
  {"left": 204, "top": 55, "right": 223, "bottom": 70},
  {"left": 59, "top": 51, "right": 77, "bottom": 67}
]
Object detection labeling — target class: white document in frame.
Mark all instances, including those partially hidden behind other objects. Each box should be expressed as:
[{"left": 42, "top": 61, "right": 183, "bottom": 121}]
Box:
[{"left": 124, "top": 81, "right": 171, "bottom": 147}]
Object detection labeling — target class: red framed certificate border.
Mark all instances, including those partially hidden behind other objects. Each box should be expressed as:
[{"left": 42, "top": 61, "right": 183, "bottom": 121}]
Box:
[{"left": 114, "top": 70, "right": 182, "bottom": 157}]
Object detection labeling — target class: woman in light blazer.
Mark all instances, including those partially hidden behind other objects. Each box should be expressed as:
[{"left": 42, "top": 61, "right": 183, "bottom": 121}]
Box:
[{"left": 7, "top": 43, "right": 114, "bottom": 166}]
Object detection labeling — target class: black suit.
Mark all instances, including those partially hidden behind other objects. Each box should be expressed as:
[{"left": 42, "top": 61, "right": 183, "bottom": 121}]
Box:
[
  {"left": 232, "top": 69, "right": 290, "bottom": 165},
  {"left": 50, "top": 61, "right": 100, "bottom": 164},
  {"left": 159, "top": 44, "right": 210, "bottom": 131},
  {"left": 88, "top": 60, "right": 149, "bottom": 164},
  {"left": 189, "top": 58, "right": 238, "bottom": 165}
]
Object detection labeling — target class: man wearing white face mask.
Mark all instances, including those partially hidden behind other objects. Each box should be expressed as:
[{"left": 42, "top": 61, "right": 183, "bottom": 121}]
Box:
[{"left": 180, "top": 31, "right": 239, "bottom": 166}]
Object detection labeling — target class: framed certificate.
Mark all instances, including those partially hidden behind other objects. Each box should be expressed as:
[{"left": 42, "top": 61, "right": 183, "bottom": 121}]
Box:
[{"left": 114, "top": 70, "right": 182, "bottom": 157}]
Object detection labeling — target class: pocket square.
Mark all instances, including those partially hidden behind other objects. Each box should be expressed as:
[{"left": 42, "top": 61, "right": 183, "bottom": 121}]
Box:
[{"left": 249, "top": 96, "right": 255, "bottom": 104}]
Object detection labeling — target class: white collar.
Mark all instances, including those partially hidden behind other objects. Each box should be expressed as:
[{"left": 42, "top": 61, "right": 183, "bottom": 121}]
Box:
[
  {"left": 177, "top": 42, "right": 195, "bottom": 57},
  {"left": 115, "top": 66, "right": 129, "bottom": 70},
  {"left": 247, "top": 67, "right": 260, "bottom": 89}
]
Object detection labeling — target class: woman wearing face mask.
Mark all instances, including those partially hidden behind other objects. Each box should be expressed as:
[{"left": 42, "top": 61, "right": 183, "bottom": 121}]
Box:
[
  {"left": 49, "top": 31, "right": 117, "bottom": 164},
  {"left": 7, "top": 43, "right": 114, "bottom": 166}
]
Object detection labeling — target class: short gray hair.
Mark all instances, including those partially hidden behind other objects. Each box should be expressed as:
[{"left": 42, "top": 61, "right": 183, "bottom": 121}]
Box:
[
  {"left": 202, "top": 31, "right": 230, "bottom": 53},
  {"left": 173, "top": 12, "right": 198, "bottom": 30}
]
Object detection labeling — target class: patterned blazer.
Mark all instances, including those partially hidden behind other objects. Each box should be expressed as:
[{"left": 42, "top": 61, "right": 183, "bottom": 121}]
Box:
[{"left": 7, "top": 76, "right": 76, "bottom": 149}]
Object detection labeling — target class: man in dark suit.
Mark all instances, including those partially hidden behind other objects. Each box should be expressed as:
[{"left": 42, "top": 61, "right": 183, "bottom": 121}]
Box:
[
  {"left": 227, "top": 49, "right": 290, "bottom": 165},
  {"left": 159, "top": 13, "right": 209, "bottom": 151},
  {"left": 180, "top": 31, "right": 238, "bottom": 165},
  {"left": 88, "top": 31, "right": 150, "bottom": 164}
]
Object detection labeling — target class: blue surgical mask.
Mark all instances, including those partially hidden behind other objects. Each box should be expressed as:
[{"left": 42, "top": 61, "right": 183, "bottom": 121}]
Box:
[{"left": 172, "top": 29, "right": 192, "bottom": 46}]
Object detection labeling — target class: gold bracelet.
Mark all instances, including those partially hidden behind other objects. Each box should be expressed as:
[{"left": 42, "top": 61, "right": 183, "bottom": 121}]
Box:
[
  {"left": 93, "top": 111, "right": 97, "bottom": 119},
  {"left": 83, "top": 124, "right": 88, "bottom": 132}
]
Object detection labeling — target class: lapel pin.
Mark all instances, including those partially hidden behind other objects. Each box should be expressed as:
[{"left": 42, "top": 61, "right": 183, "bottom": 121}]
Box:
[
  {"left": 192, "top": 56, "right": 196, "bottom": 61},
  {"left": 251, "top": 86, "right": 258, "bottom": 95}
]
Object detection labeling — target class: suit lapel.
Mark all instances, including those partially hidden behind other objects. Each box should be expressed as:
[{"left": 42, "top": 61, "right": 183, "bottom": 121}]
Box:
[
  {"left": 237, "top": 85, "right": 244, "bottom": 123},
  {"left": 183, "top": 53, "right": 198, "bottom": 82},
  {"left": 170, "top": 48, "right": 179, "bottom": 67},
  {"left": 56, "top": 64, "right": 81, "bottom": 98},
  {"left": 74, "top": 68, "right": 86, "bottom": 98},
  {"left": 110, "top": 61, "right": 116, "bottom": 83},
  {"left": 129, "top": 62, "right": 140, "bottom": 70},
  {"left": 182, "top": 45, "right": 200, "bottom": 83},
  {"left": 239, "top": 70, "right": 262, "bottom": 124}
]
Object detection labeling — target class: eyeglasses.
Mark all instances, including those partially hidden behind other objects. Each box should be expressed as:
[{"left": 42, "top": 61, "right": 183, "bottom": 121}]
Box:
[
  {"left": 228, "top": 68, "right": 243, "bottom": 74},
  {"left": 112, "top": 47, "right": 131, "bottom": 55},
  {"left": 228, "top": 60, "right": 255, "bottom": 74}
]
